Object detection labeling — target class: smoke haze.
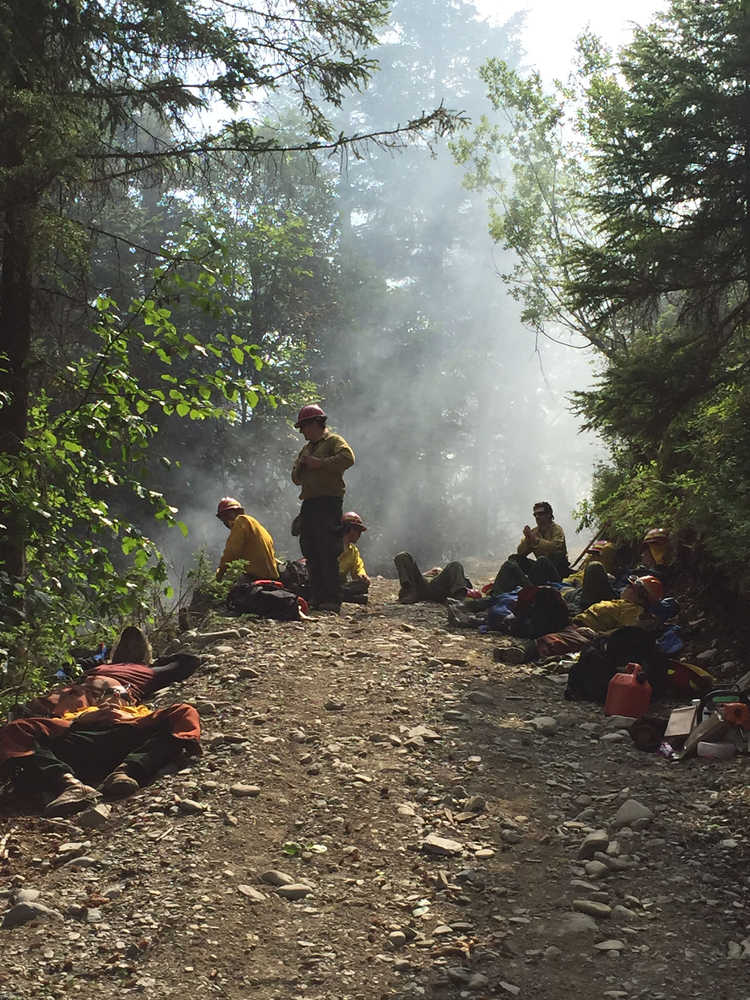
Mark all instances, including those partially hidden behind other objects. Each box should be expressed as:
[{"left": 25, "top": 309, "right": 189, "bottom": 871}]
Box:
[{"left": 152, "top": 0, "right": 609, "bottom": 589}]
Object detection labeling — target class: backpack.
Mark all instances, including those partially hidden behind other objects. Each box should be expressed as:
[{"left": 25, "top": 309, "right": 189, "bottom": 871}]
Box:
[
  {"left": 607, "top": 626, "right": 669, "bottom": 698},
  {"left": 565, "top": 635, "right": 616, "bottom": 702},
  {"left": 488, "top": 585, "right": 570, "bottom": 638},
  {"left": 226, "top": 580, "right": 302, "bottom": 621},
  {"left": 486, "top": 591, "right": 520, "bottom": 631},
  {"left": 513, "top": 585, "right": 570, "bottom": 638},
  {"left": 564, "top": 626, "right": 670, "bottom": 702},
  {"left": 278, "top": 558, "right": 311, "bottom": 599}
]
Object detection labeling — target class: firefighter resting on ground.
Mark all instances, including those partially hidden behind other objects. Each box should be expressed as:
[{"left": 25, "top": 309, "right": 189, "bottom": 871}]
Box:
[
  {"left": 493, "top": 573, "right": 665, "bottom": 664},
  {"left": 394, "top": 552, "right": 471, "bottom": 604},
  {"left": 23, "top": 627, "right": 200, "bottom": 720},
  {"left": 1, "top": 627, "right": 202, "bottom": 817},
  {"left": 338, "top": 511, "right": 370, "bottom": 605}
]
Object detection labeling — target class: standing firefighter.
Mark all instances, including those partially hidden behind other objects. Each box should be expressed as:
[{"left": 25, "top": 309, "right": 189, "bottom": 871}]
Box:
[{"left": 292, "top": 404, "right": 355, "bottom": 612}]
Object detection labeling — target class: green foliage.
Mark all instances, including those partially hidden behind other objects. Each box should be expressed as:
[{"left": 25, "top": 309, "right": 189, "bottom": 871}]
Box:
[
  {"left": 0, "top": 254, "right": 269, "bottom": 700},
  {"left": 575, "top": 462, "right": 688, "bottom": 539},
  {"left": 460, "top": 0, "right": 750, "bottom": 585},
  {"left": 0, "top": 0, "right": 392, "bottom": 179},
  {"left": 577, "top": 374, "right": 750, "bottom": 584},
  {"left": 186, "top": 550, "right": 246, "bottom": 606},
  {"left": 458, "top": 2, "right": 750, "bottom": 352},
  {"left": 115, "top": 142, "right": 339, "bottom": 511}
]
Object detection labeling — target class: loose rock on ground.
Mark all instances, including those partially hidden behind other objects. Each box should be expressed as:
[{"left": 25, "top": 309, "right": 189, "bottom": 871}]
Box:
[{"left": 1, "top": 577, "right": 749, "bottom": 1000}]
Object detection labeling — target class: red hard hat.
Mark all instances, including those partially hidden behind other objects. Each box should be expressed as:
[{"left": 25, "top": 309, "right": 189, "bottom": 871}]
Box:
[
  {"left": 629, "top": 574, "right": 663, "bottom": 604},
  {"left": 216, "top": 497, "right": 243, "bottom": 518},
  {"left": 294, "top": 404, "right": 327, "bottom": 428},
  {"left": 342, "top": 511, "right": 367, "bottom": 531}
]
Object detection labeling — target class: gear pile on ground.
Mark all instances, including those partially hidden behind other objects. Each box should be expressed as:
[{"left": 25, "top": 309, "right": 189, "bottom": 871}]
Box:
[{"left": 1, "top": 579, "right": 749, "bottom": 1000}]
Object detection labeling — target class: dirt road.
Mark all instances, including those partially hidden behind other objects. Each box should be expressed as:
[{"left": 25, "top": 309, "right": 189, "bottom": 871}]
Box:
[{"left": 2, "top": 579, "right": 749, "bottom": 999}]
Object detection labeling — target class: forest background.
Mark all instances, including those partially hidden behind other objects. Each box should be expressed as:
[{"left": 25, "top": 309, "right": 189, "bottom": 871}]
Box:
[{"left": 1, "top": 0, "right": 745, "bottom": 698}]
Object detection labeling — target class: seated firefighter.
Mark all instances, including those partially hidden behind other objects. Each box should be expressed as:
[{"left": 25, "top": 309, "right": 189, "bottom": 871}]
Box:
[
  {"left": 1, "top": 626, "right": 201, "bottom": 817},
  {"left": 215, "top": 496, "right": 279, "bottom": 582},
  {"left": 394, "top": 552, "right": 471, "bottom": 605},
  {"left": 494, "top": 573, "right": 665, "bottom": 665},
  {"left": 637, "top": 527, "right": 674, "bottom": 580},
  {"left": 338, "top": 511, "right": 370, "bottom": 605},
  {"left": 492, "top": 500, "right": 570, "bottom": 593},
  {"left": 562, "top": 559, "right": 616, "bottom": 613},
  {"left": 564, "top": 538, "right": 618, "bottom": 585}
]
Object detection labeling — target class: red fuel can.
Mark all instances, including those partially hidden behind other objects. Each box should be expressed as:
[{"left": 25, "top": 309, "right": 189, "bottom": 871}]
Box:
[{"left": 604, "top": 662, "right": 653, "bottom": 718}]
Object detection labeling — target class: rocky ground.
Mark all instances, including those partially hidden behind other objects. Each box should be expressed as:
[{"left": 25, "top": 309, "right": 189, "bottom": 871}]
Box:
[{"left": 1, "top": 577, "right": 750, "bottom": 1000}]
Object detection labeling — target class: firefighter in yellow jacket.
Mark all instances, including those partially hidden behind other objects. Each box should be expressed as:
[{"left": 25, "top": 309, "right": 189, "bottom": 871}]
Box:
[
  {"left": 292, "top": 404, "right": 354, "bottom": 612},
  {"left": 492, "top": 500, "right": 570, "bottom": 593},
  {"left": 215, "top": 498, "right": 279, "bottom": 581},
  {"left": 338, "top": 511, "right": 370, "bottom": 605},
  {"left": 572, "top": 574, "right": 663, "bottom": 631},
  {"left": 516, "top": 501, "right": 569, "bottom": 571}
]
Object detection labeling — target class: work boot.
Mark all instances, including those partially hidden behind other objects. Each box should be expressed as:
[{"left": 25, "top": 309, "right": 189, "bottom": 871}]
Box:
[
  {"left": 101, "top": 768, "right": 141, "bottom": 798},
  {"left": 344, "top": 594, "right": 368, "bottom": 605},
  {"left": 445, "top": 598, "right": 474, "bottom": 628},
  {"left": 397, "top": 585, "right": 420, "bottom": 605},
  {"left": 493, "top": 642, "right": 535, "bottom": 665},
  {"left": 44, "top": 776, "right": 101, "bottom": 818}
]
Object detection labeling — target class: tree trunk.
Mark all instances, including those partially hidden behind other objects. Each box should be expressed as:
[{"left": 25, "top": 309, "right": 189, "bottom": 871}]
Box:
[
  {"left": 0, "top": 200, "right": 35, "bottom": 581},
  {"left": 0, "top": 1, "right": 45, "bottom": 587}
]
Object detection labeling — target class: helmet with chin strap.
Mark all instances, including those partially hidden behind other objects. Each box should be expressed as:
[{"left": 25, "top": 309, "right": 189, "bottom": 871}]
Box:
[
  {"left": 342, "top": 511, "right": 367, "bottom": 532},
  {"left": 294, "top": 404, "right": 327, "bottom": 428},
  {"left": 216, "top": 497, "right": 243, "bottom": 519},
  {"left": 628, "top": 574, "right": 664, "bottom": 605}
]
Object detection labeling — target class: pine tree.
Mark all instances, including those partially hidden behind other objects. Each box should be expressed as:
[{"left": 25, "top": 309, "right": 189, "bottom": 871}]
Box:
[
  {"left": 459, "top": 0, "right": 750, "bottom": 581},
  {"left": 0, "top": 0, "right": 458, "bottom": 580}
]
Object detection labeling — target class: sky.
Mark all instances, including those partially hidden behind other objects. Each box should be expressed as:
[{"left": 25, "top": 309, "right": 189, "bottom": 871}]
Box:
[{"left": 478, "top": 0, "right": 669, "bottom": 81}]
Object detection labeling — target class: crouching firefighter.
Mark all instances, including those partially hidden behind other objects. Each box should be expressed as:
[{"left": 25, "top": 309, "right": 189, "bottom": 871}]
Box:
[{"left": 339, "top": 511, "right": 370, "bottom": 605}]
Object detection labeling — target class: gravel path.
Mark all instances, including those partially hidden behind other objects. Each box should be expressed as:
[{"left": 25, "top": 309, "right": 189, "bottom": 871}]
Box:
[{"left": 1, "top": 578, "right": 749, "bottom": 999}]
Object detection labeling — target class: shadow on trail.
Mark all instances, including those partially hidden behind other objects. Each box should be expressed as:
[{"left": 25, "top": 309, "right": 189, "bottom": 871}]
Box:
[{"left": 379, "top": 598, "right": 750, "bottom": 999}]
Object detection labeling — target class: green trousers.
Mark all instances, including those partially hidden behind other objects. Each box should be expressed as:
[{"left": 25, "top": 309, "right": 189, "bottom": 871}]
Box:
[{"left": 14, "top": 723, "right": 180, "bottom": 797}]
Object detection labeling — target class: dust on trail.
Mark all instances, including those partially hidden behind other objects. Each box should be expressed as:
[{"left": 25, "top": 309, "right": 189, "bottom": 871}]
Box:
[{"left": 2, "top": 579, "right": 749, "bottom": 1000}]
